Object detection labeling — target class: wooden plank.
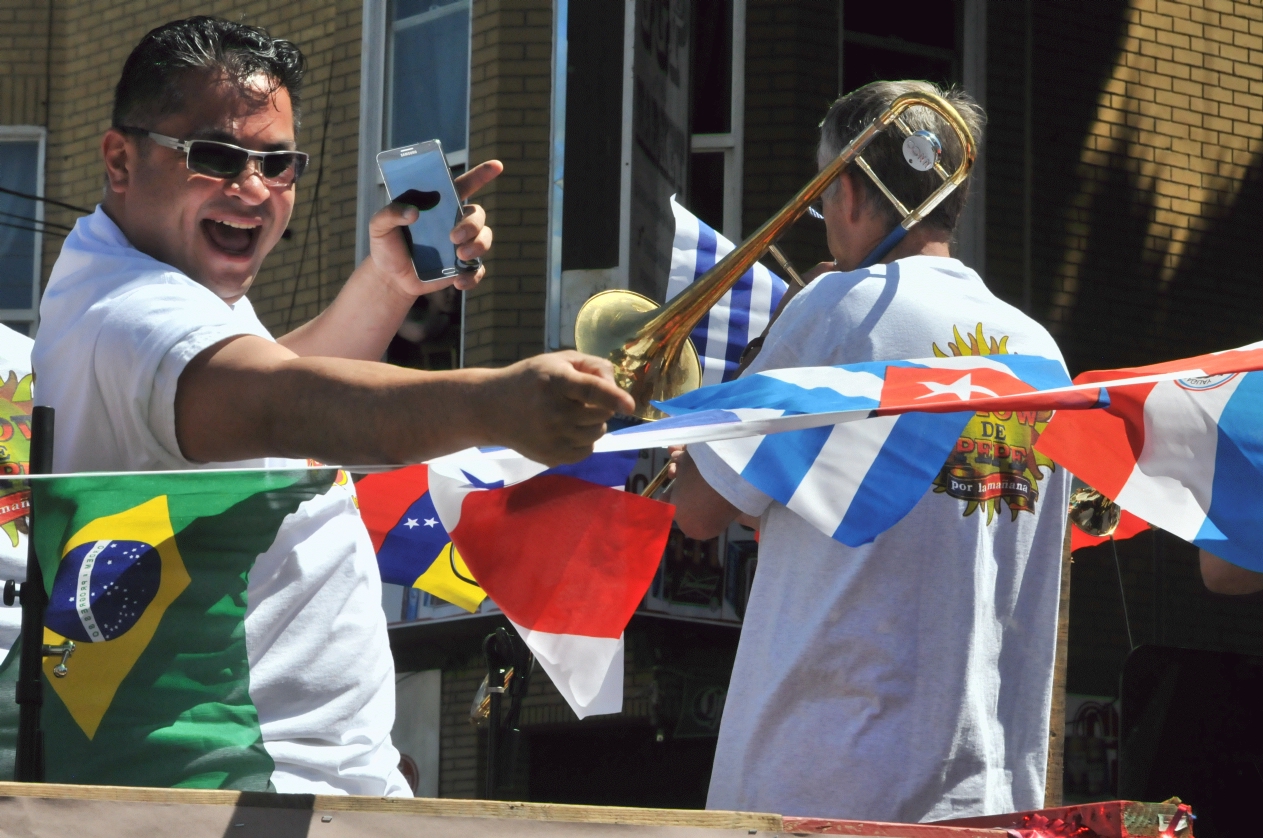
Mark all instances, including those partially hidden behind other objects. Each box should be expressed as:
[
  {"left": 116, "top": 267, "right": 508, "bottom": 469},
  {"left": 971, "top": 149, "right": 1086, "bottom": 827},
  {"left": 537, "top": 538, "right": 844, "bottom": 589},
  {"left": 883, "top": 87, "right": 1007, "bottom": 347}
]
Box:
[
  {"left": 1043, "top": 520, "right": 1073, "bottom": 807},
  {"left": 0, "top": 782, "right": 782, "bottom": 830},
  {"left": 0, "top": 794, "right": 784, "bottom": 838},
  {"left": 780, "top": 817, "right": 1007, "bottom": 837}
]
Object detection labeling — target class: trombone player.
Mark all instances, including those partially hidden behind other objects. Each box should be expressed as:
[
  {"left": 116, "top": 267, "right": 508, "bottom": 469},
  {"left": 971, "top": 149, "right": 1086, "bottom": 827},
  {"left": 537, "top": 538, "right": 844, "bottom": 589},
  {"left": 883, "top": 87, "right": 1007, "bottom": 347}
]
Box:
[{"left": 669, "top": 81, "right": 1072, "bottom": 822}]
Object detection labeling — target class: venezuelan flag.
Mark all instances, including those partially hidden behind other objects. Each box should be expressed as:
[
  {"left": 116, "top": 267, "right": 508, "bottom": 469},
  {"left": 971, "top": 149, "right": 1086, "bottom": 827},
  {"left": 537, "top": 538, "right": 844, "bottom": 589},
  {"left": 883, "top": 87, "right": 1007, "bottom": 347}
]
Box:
[{"left": 355, "top": 465, "right": 487, "bottom": 612}]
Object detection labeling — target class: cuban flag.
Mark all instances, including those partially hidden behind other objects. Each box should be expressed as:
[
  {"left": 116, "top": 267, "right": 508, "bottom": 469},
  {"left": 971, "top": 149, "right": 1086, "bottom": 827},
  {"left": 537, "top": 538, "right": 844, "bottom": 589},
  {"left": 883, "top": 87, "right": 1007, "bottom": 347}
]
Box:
[
  {"left": 1036, "top": 342, "right": 1263, "bottom": 573},
  {"left": 359, "top": 451, "right": 673, "bottom": 719},
  {"left": 667, "top": 197, "right": 788, "bottom": 385},
  {"left": 656, "top": 354, "right": 1081, "bottom": 546}
]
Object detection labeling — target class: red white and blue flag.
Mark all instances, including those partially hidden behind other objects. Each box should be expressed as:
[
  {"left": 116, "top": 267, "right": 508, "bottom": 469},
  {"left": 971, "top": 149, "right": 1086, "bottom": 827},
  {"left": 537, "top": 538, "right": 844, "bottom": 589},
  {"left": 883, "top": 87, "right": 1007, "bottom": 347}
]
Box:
[
  {"left": 357, "top": 451, "right": 673, "bottom": 718},
  {"left": 1036, "top": 342, "right": 1263, "bottom": 573},
  {"left": 654, "top": 354, "right": 1085, "bottom": 545}
]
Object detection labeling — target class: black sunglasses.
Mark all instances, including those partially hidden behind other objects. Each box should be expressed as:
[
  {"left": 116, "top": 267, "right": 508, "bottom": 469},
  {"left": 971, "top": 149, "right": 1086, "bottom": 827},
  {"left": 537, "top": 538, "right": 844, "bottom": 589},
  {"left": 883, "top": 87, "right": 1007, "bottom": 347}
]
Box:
[{"left": 118, "top": 127, "right": 309, "bottom": 186}]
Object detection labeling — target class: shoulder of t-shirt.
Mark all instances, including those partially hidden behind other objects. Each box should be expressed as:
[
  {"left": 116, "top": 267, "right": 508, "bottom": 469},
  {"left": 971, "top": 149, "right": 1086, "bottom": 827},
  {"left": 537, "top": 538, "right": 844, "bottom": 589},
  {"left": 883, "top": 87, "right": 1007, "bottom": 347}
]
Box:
[
  {"left": 748, "top": 266, "right": 884, "bottom": 369},
  {"left": 893, "top": 256, "right": 1067, "bottom": 363}
]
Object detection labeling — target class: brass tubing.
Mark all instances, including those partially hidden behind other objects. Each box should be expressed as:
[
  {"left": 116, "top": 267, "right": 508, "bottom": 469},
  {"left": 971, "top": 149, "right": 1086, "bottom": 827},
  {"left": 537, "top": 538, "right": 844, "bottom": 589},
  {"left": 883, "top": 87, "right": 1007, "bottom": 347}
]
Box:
[
  {"left": 575, "top": 90, "right": 976, "bottom": 416},
  {"left": 623, "top": 91, "right": 973, "bottom": 360},
  {"left": 766, "top": 244, "right": 807, "bottom": 288}
]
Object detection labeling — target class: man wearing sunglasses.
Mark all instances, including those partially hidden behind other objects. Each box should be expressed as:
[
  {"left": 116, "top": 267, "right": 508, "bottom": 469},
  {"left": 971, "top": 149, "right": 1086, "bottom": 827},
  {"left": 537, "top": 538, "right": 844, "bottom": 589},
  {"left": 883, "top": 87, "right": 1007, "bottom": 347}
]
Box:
[{"left": 33, "top": 17, "right": 633, "bottom": 795}]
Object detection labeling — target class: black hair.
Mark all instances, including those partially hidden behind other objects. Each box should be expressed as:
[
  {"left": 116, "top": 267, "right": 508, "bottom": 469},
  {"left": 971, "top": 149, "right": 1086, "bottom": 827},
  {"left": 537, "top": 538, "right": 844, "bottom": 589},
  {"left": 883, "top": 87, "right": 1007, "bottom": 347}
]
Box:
[
  {"left": 818, "top": 81, "right": 985, "bottom": 233},
  {"left": 112, "top": 16, "right": 307, "bottom": 130}
]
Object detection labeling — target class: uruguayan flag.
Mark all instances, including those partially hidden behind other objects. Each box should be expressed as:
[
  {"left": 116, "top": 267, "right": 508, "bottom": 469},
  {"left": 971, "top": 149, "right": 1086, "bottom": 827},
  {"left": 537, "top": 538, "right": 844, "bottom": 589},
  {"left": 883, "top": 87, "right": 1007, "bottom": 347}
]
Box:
[
  {"left": 667, "top": 197, "right": 788, "bottom": 385},
  {"left": 660, "top": 354, "right": 1075, "bottom": 547}
]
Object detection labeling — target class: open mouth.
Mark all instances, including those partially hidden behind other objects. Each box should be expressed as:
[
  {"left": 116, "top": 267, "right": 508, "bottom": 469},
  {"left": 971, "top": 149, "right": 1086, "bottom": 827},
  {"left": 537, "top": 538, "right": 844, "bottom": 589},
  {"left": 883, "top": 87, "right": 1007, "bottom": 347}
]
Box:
[{"left": 202, "top": 218, "right": 262, "bottom": 257}]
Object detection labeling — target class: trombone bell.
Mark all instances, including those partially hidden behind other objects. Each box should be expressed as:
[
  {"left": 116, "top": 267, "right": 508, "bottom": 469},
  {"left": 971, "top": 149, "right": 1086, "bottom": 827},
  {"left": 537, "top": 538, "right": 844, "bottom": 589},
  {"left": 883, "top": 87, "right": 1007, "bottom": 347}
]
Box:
[{"left": 573, "top": 289, "right": 701, "bottom": 420}]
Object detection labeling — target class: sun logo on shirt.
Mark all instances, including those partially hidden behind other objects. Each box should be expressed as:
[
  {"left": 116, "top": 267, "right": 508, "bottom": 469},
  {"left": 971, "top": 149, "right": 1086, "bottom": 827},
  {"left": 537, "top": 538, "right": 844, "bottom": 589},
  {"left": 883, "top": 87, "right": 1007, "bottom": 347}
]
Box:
[
  {"left": 930, "top": 324, "right": 1057, "bottom": 524},
  {"left": 0, "top": 371, "right": 34, "bottom": 547}
]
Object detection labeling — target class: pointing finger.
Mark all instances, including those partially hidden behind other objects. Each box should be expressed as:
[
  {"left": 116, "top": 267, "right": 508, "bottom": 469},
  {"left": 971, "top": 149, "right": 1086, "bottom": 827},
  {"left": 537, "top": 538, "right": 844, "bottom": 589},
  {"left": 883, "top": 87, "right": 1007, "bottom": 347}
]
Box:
[{"left": 454, "top": 160, "right": 504, "bottom": 201}]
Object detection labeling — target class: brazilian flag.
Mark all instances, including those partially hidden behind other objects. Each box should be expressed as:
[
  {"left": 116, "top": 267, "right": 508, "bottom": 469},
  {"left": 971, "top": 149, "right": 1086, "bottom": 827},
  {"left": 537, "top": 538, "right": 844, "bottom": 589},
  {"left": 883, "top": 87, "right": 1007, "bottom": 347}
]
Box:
[{"left": 19, "top": 468, "right": 341, "bottom": 789}]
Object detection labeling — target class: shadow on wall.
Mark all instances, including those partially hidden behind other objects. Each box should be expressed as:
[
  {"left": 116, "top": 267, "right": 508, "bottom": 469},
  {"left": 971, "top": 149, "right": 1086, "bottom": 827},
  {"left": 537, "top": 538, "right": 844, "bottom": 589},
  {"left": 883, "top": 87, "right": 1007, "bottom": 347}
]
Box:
[{"left": 1034, "top": 1, "right": 1263, "bottom": 373}]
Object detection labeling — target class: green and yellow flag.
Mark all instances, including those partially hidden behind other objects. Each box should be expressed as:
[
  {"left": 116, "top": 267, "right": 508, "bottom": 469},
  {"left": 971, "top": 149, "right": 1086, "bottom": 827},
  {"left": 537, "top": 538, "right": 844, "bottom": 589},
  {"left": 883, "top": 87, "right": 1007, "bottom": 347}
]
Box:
[{"left": 28, "top": 468, "right": 340, "bottom": 790}]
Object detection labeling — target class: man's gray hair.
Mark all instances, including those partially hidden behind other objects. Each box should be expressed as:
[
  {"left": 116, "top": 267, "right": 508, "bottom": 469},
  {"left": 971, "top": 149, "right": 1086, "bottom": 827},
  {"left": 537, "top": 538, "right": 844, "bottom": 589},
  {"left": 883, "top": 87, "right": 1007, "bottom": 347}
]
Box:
[{"left": 817, "top": 80, "right": 985, "bottom": 234}]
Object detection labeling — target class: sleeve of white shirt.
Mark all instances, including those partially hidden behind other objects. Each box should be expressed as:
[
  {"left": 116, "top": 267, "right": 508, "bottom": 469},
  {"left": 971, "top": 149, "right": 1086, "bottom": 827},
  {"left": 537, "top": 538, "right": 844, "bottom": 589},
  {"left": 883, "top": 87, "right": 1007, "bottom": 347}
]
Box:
[
  {"left": 684, "top": 272, "right": 831, "bottom": 517},
  {"left": 92, "top": 279, "right": 264, "bottom": 464}
]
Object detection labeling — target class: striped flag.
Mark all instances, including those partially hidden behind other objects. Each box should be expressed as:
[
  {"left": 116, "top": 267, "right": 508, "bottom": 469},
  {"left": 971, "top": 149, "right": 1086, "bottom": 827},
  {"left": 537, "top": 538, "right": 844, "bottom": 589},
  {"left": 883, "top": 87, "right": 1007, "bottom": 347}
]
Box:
[
  {"left": 667, "top": 197, "right": 788, "bottom": 385},
  {"left": 1036, "top": 342, "right": 1263, "bottom": 573},
  {"left": 659, "top": 354, "right": 1079, "bottom": 546}
]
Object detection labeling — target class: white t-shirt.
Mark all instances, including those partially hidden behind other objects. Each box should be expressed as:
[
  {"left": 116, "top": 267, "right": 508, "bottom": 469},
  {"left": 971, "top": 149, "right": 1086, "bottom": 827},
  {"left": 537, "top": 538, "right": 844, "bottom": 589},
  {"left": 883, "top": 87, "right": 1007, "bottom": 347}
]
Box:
[
  {"left": 33, "top": 207, "right": 408, "bottom": 796},
  {"left": 0, "top": 324, "right": 34, "bottom": 656},
  {"left": 696, "top": 256, "right": 1070, "bottom": 823}
]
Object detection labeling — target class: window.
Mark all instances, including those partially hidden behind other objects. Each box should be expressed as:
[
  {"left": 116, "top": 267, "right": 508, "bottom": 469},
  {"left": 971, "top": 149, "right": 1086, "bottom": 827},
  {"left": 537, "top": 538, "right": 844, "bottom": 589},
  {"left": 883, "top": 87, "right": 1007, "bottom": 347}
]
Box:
[
  {"left": 545, "top": 0, "right": 747, "bottom": 349},
  {"left": 838, "top": 0, "right": 986, "bottom": 270},
  {"left": 0, "top": 128, "right": 46, "bottom": 335},
  {"left": 387, "top": 0, "right": 472, "bottom": 168},
  {"left": 358, "top": 0, "right": 473, "bottom": 370},
  {"left": 686, "top": 0, "right": 745, "bottom": 241},
  {"left": 839, "top": 4, "right": 958, "bottom": 95}
]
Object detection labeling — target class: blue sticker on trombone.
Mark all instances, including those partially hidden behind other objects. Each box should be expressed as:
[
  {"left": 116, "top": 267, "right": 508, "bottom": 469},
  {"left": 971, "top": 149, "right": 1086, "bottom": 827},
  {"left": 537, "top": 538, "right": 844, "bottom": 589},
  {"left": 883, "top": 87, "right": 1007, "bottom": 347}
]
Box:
[{"left": 902, "top": 131, "right": 941, "bottom": 172}]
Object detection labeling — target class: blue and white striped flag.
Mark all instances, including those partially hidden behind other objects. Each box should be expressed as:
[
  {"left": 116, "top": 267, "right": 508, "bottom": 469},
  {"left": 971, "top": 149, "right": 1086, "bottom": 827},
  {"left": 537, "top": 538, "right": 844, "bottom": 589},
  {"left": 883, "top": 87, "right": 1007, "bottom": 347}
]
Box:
[{"left": 667, "top": 197, "right": 788, "bottom": 385}]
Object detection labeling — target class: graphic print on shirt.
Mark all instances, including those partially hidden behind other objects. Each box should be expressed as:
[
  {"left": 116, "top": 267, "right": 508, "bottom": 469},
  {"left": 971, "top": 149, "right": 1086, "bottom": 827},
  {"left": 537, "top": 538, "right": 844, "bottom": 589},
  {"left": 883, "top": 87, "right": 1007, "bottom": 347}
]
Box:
[
  {"left": 930, "top": 324, "right": 1056, "bottom": 523},
  {"left": 0, "top": 370, "right": 34, "bottom": 547}
]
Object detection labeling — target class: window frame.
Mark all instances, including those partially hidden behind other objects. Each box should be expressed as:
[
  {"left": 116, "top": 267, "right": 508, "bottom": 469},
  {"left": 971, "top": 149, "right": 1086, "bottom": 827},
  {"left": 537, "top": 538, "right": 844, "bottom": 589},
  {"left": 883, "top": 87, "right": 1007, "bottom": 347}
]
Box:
[
  {"left": 545, "top": 0, "right": 747, "bottom": 350},
  {"left": 688, "top": 0, "right": 747, "bottom": 243},
  {"left": 357, "top": 0, "right": 473, "bottom": 258},
  {"left": 0, "top": 126, "right": 47, "bottom": 334},
  {"left": 357, "top": 0, "right": 473, "bottom": 364}
]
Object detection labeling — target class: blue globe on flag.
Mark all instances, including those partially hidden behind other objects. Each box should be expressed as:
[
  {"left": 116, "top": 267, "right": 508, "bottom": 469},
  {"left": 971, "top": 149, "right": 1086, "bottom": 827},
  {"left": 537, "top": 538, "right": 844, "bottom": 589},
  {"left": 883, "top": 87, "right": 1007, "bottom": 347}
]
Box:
[{"left": 46, "top": 539, "right": 162, "bottom": 642}]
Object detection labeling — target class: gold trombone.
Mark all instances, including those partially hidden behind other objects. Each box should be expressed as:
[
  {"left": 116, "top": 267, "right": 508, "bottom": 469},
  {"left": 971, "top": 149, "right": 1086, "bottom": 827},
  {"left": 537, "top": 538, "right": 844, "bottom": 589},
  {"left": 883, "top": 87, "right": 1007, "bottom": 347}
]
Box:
[{"left": 574, "top": 89, "right": 978, "bottom": 425}]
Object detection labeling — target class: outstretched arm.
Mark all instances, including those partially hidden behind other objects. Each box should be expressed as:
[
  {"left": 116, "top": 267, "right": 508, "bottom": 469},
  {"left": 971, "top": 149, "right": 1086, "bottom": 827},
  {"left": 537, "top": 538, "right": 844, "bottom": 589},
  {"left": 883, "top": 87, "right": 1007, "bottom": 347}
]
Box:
[
  {"left": 175, "top": 335, "right": 634, "bottom": 467},
  {"left": 278, "top": 161, "right": 503, "bottom": 360}
]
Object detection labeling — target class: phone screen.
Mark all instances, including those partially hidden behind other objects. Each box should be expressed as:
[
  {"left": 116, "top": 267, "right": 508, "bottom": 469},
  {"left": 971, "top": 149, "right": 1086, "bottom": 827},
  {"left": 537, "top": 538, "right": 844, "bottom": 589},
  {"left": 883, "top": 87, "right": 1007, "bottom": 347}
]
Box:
[{"left": 378, "top": 144, "right": 462, "bottom": 281}]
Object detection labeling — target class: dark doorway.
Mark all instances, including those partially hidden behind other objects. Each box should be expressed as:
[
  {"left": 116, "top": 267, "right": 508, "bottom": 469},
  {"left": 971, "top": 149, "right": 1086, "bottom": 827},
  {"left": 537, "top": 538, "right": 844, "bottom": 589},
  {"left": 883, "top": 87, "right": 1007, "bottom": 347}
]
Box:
[
  {"left": 1120, "top": 645, "right": 1263, "bottom": 838},
  {"left": 528, "top": 724, "right": 718, "bottom": 808}
]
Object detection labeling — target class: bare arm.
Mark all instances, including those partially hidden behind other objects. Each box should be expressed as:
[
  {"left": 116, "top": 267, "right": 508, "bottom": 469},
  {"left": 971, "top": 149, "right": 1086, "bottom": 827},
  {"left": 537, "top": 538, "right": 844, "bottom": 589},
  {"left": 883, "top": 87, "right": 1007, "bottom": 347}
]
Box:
[
  {"left": 278, "top": 161, "right": 503, "bottom": 360},
  {"left": 1199, "top": 549, "right": 1263, "bottom": 595},
  {"left": 666, "top": 451, "right": 744, "bottom": 540},
  {"left": 175, "top": 335, "right": 634, "bottom": 467}
]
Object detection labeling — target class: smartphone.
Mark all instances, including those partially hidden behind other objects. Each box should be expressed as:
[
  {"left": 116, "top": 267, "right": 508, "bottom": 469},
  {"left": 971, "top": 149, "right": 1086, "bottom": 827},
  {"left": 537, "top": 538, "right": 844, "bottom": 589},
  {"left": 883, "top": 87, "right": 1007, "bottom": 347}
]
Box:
[{"left": 377, "top": 140, "right": 469, "bottom": 283}]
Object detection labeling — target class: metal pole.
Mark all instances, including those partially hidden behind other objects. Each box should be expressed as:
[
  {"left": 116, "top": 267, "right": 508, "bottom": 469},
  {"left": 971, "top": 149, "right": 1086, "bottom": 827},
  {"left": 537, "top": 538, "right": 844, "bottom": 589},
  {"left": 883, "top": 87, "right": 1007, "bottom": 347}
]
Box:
[{"left": 16, "top": 405, "right": 53, "bottom": 782}]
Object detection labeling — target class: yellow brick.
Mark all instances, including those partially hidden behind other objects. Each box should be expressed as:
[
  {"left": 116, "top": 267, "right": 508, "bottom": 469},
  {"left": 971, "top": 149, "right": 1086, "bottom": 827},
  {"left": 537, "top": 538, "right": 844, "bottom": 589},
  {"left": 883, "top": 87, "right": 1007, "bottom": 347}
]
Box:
[{"left": 1139, "top": 11, "right": 1175, "bottom": 31}]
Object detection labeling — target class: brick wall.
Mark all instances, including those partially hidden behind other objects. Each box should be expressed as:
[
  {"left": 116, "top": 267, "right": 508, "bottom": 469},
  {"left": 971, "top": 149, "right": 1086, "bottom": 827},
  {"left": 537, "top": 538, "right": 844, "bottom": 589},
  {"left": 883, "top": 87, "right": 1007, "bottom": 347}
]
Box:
[
  {"left": 985, "top": 0, "right": 1263, "bottom": 705},
  {"left": 462, "top": 0, "right": 552, "bottom": 367},
  {"left": 988, "top": 0, "right": 1263, "bottom": 375},
  {"left": 0, "top": 0, "right": 51, "bottom": 126}
]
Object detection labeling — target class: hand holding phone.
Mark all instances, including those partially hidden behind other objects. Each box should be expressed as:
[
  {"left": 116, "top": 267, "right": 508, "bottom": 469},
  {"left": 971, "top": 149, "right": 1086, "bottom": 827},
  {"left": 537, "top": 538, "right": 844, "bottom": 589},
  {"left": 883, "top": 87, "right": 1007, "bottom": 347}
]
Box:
[{"left": 377, "top": 141, "right": 477, "bottom": 283}]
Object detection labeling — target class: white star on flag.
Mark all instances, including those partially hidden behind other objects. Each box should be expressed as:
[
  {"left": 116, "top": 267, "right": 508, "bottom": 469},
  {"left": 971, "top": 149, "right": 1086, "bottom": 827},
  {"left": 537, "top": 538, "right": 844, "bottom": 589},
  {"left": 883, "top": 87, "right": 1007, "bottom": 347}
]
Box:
[
  {"left": 404, "top": 518, "right": 419, "bottom": 528},
  {"left": 916, "top": 373, "right": 999, "bottom": 402},
  {"left": 423, "top": 518, "right": 439, "bottom": 528}
]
